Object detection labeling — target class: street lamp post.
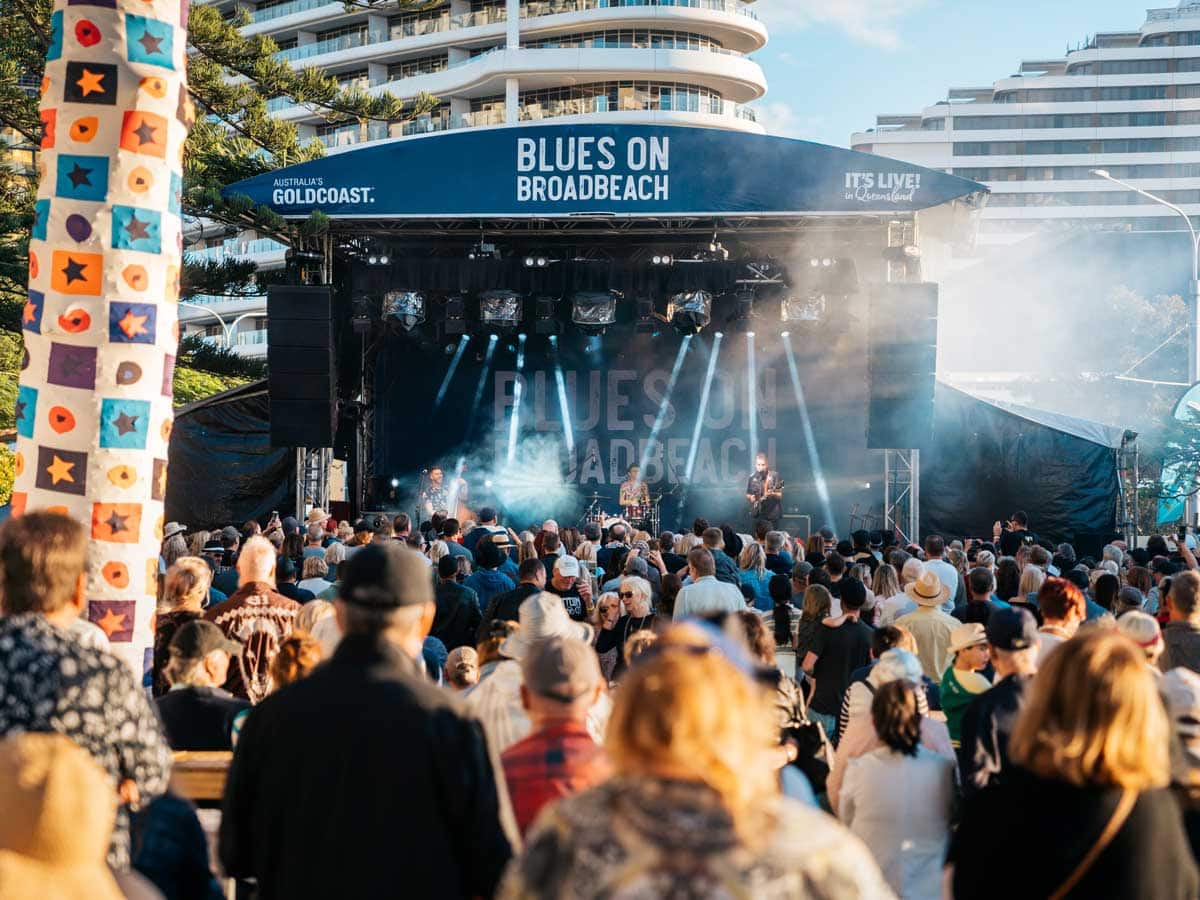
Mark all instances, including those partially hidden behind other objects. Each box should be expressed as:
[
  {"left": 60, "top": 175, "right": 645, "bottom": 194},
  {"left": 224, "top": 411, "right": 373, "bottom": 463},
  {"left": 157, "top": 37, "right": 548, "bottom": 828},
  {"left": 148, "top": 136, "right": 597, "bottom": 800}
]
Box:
[
  {"left": 1093, "top": 168, "right": 1200, "bottom": 527},
  {"left": 183, "top": 303, "right": 260, "bottom": 349}
]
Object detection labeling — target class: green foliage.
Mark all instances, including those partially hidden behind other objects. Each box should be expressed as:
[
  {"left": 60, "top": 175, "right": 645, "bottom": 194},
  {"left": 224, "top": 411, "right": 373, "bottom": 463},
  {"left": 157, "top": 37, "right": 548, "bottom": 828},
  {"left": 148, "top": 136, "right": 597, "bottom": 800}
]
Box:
[
  {"left": 178, "top": 333, "right": 266, "bottom": 379},
  {"left": 0, "top": 444, "right": 13, "bottom": 506},
  {"left": 172, "top": 365, "right": 252, "bottom": 407},
  {"left": 0, "top": 330, "right": 19, "bottom": 431}
]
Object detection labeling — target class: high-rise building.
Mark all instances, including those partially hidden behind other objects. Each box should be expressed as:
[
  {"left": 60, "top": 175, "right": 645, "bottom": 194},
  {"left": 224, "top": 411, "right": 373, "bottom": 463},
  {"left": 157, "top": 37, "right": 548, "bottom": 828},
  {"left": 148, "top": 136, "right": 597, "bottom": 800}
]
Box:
[
  {"left": 182, "top": 0, "right": 769, "bottom": 354},
  {"left": 851, "top": 1, "right": 1200, "bottom": 243}
]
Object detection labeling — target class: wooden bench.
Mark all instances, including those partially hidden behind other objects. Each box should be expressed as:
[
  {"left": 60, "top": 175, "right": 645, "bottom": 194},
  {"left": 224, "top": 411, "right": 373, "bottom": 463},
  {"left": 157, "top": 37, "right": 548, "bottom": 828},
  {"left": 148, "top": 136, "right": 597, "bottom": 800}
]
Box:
[{"left": 171, "top": 751, "right": 232, "bottom": 806}]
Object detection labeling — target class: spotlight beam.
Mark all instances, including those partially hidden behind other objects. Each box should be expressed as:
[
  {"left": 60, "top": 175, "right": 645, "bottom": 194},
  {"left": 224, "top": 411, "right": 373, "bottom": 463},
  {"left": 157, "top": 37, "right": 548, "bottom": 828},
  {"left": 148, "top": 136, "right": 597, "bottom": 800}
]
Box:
[
  {"left": 471, "top": 334, "right": 499, "bottom": 415},
  {"left": 506, "top": 335, "right": 526, "bottom": 464},
  {"left": 433, "top": 335, "right": 470, "bottom": 411},
  {"left": 684, "top": 333, "right": 723, "bottom": 481},
  {"left": 783, "top": 338, "right": 835, "bottom": 528},
  {"left": 746, "top": 332, "right": 758, "bottom": 464},
  {"left": 550, "top": 335, "right": 575, "bottom": 455},
  {"left": 637, "top": 335, "right": 693, "bottom": 480}
]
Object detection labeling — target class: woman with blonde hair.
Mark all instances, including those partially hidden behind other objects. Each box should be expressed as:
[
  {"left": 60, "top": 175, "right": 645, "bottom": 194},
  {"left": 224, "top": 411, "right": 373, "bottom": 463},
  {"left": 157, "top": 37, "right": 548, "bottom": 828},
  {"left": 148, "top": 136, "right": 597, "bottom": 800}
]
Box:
[
  {"left": 152, "top": 557, "right": 213, "bottom": 696},
  {"left": 795, "top": 584, "right": 833, "bottom": 662},
  {"left": 428, "top": 540, "right": 450, "bottom": 566},
  {"left": 738, "top": 542, "right": 772, "bottom": 611},
  {"left": 186, "top": 529, "right": 210, "bottom": 558},
  {"left": 517, "top": 539, "right": 539, "bottom": 565},
  {"left": 948, "top": 630, "right": 1198, "bottom": 899},
  {"left": 498, "top": 628, "right": 891, "bottom": 897},
  {"left": 294, "top": 599, "right": 334, "bottom": 636},
  {"left": 323, "top": 540, "right": 347, "bottom": 583},
  {"left": 298, "top": 556, "right": 333, "bottom": 595}
]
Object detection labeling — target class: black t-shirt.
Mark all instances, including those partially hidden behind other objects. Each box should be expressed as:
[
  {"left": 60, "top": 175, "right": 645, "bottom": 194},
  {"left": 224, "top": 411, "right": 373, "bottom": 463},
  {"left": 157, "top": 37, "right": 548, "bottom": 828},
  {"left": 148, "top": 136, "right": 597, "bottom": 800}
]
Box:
[
  {"left": 999, "top": 528, "right": 1035, "bottom": 557},
  {"left": 950, "top": 767, "right": 1199, "bottom": 900},
  {"left": 547, "top": 582, "right": 587, "bottom": 621},
  {"left": 959, "top": 674, "right": 1029, "bottom": 797},
  {"left": 807, "top": 618, "right": 873, "bottom": 715},
  {"left": 660, "top": 551, "right": 688, "bottom": 574}
]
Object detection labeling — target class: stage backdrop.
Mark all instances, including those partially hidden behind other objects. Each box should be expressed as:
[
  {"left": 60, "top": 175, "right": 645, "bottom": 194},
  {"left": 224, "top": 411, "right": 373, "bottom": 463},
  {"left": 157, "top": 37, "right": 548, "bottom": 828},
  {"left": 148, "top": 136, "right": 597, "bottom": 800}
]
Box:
[{"left": 373, "top": 325, "right": 883, "bottom": 535}]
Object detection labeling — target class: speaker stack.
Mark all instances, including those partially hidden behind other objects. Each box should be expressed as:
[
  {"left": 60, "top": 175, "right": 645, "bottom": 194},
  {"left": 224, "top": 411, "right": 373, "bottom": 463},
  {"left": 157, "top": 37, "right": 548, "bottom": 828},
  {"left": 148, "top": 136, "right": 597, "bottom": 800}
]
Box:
[
  {"left": 267, "top": 285, "right": 336, "bottom": 448},
  {"left": 866, "top": 282, "right": 938, "bottom": 451}
]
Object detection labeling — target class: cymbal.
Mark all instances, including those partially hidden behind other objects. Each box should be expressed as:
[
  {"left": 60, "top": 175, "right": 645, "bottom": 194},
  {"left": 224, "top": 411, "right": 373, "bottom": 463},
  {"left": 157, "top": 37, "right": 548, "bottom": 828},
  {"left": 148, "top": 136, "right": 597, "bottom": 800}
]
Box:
[{"left": 584, "top": 493, "right": 611, "bottom": 502}]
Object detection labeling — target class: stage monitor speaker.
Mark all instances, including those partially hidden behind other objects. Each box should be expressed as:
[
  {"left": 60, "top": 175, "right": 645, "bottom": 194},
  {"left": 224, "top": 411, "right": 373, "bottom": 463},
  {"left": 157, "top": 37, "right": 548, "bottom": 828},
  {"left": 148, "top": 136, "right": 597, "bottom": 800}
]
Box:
[
  {"left": 267, "top": 285, "right": 335, "bottom": 448},
  {"left": 866, "top": 282, "right": 938, "bottom": 451}
]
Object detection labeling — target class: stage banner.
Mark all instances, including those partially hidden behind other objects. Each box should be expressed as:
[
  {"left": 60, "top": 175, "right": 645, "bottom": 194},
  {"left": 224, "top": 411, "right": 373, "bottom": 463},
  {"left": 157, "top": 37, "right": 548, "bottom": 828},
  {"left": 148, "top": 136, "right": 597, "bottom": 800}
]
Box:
[
  {"left": 373, "top": 327, "right": 883, "bottom": 536},
  {"left": 224, "top": 124, "right": 986, "bottom": 219},
  {"left": 14, "top": 0, "right": 192, "bottom": 677}
]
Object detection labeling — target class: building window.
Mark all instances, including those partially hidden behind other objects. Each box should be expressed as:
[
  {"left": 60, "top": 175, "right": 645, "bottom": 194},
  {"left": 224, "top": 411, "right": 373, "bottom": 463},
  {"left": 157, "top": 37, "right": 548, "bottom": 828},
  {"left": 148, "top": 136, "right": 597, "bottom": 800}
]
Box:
[
  {"left": 921, "top": 118, "right": 945, "bottom": 131},
  {"left": 523, "top": 29, "right": 726, "bottom": 53},
  {"left": 385, "top": 54, "right": 448, "bottom": 80}
]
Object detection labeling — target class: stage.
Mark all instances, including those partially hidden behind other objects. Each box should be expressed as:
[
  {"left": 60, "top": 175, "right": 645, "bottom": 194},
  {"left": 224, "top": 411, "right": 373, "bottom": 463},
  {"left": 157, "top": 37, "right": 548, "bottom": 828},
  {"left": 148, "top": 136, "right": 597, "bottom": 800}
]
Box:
[{"left": 224, "top": 123, "right": 989, "bottom": 536}]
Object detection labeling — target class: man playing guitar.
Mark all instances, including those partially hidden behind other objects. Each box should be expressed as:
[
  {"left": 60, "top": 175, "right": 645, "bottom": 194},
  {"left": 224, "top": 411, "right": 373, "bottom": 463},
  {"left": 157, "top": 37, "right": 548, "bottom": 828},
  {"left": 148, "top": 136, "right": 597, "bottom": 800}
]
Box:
[{"left": 745, "top": 452, "right": 785, "bottom": 528}]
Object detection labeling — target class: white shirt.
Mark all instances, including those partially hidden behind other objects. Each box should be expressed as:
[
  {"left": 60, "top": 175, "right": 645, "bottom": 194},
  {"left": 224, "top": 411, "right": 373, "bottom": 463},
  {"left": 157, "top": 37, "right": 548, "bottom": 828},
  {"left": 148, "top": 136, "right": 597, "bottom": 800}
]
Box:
[
  {"left": 921, "top": 559, "right": 958, "bottom": 613},
  {"left": 876, "top": 591, "right": 916, "bottom": 627},
  {"left": 672, "top": 575, "right": 745, "bottom": 620},
  {"left": 297, "top": 577, "right": 332, "bottom": 595}
]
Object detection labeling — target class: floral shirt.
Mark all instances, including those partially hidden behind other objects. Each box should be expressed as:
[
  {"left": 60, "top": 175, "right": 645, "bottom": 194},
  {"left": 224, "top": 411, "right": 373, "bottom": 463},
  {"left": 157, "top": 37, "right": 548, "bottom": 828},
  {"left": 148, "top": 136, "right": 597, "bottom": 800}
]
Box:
[
  {"left": 499, "top": 775, "right": 895, "bottom": 899},
  {"left": 0, "top": 614, "right": 172, "bottom": 869}
]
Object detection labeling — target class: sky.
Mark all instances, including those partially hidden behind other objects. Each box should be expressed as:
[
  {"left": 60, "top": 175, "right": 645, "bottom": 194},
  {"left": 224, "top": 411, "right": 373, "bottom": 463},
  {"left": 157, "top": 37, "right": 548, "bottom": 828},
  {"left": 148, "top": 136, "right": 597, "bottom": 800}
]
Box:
[{"left": 753, "top": 0, "right": 1159, "bottom": 147}]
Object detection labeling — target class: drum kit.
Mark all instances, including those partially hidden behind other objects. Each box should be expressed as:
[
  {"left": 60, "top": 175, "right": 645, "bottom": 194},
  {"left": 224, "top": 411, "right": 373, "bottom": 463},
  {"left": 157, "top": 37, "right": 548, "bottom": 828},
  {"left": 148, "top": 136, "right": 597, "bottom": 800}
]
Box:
[{"left": 582, "top": 492, "right": 661, "bottom": 534}]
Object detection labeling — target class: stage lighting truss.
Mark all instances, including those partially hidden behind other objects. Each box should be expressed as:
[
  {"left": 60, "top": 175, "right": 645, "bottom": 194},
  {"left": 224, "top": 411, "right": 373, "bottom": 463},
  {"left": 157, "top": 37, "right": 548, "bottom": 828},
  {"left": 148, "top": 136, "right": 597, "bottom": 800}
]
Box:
[
  {"left": 480, "top": 290, "right": 523, "bottom": 331},
  {"left": 383, "top": 290, "right": 425, "bottom": 331},
  {"left": 468, "top": 241, "right": 501, "bottom": 261},
  {"left": 781, "top": 292, "right": 826, "bottom": 323},
  {"left": 570, "top": 291, "right": 618, "bottom": 335},
  {"left": 534, "top": 295, "right": 560, "bottom": 335},
  {"left": 667, "top": 290, "right": 712, "bottom": 334}
]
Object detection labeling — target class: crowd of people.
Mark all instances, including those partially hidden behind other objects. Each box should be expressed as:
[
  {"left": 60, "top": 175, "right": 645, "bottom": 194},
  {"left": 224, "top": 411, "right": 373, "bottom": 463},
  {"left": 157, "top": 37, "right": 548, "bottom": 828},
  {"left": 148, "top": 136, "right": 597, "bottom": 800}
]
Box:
[{"left": 5, "top": 503, "right": 1200, "bottom": 898}]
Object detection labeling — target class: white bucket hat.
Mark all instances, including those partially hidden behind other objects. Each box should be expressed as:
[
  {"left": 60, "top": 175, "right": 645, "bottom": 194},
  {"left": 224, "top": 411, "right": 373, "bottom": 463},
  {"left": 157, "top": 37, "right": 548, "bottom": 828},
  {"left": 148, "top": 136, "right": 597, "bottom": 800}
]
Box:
[{"left": 500, "top": 592, "right": 593, "bottom": 660}]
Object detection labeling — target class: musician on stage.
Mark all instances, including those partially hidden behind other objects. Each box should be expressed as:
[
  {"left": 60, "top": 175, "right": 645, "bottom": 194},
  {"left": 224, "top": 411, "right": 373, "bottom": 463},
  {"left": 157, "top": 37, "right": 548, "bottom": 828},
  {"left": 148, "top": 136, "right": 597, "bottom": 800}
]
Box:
[
  {"left": 618, "top": 464, "right": 650, "bottom": 513},
  {"left": 745, "top": 452, "right": 785, "bottom": 529}
]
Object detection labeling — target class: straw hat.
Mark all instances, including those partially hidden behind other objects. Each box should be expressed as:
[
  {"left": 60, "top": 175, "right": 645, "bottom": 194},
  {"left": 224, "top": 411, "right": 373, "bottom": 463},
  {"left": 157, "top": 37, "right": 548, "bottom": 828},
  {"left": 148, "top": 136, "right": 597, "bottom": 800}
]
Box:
[
  {"left": 905, "top": 569, "right": 951, "bottom": 608},
  {"left": 306, "top": 508, "right": 329, "bottom": 526},
  {"left": 0, "top": 733, "right": 123, "bottom": 900},
  {"left": 500, "top": 592, "right": 592, "bottom": 660}
]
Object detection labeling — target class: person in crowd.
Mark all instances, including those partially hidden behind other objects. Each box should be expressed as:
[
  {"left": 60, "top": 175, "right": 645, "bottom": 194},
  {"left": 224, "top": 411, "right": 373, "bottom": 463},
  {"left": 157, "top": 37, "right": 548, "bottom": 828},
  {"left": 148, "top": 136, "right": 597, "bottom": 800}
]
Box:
[
  {"left": 204, "top": 535, "right": 301, "bottom": 701},
  {"left": 0, "top": 512, "right": 171, "bottom": 870},
  {"left": 281, "top": 532, "right": 306, "bottom": 572},
  {"left": 500, "top": 636, "right": 611, "bottom": 837},
  {"left": 623, "top": 629, "right": 659, "bottom": 670},
  {"left": 595, "top": 576, "right": 657, "bottom": 680},
  {"left": 764, "top": 574, "right": 802, "bottom": 653},
  {"left": 803, "top": 579, "right": 873, "bottom": 738},
  {"left": 438, "top": 518, "right": 473, "bottom": 565},
  {"left": 480, "top": 557, "right": 547, "bottom": 639},
  {"left": 1162, "top": 667, "right": 1200, "bottom": 858},
  {"left": 849, "top": 529, "right": 880, "bottom": 576},
  {"left": 1035, "top": 576, "right": 1086, "bottom": 665},
  {"left": 738, "top": 542, "right": 773, "bottom": 610},
  {"left": 297, "top": 556, "right": 333, "bottom": 596},
  {"left": 673, "top": 548, "right": 744, "bottom": 619},
  {"left": 1117, "top": 610, "right": 1165, "bottom": 673},
  {"left": 836, "top": 625, "right": 918, "bottom": 742},
  {"left": 791, "top": 559, "right": 813, "bottom": 596},
  {"left": 795, "top": 583, "right": 834, "bottom": 664},
  {"left": 940, "top": 622, "right": 991, "bottom": 754},
  {"left": 498, "top": 628, "right": 891, "bottom": 898},
  {"left": 1127, "top": 563, "right": 1153, "bottom": 598},
  {"left": 698, "top": 527, "right": 741, "bottom": 585},
  {"left": 547, "top": 554, "right": 592, "bottom": 622},
  {"left": 463, "top": 592, "right": 607, "bottom": 754},
  {"left": 463, "top": 507, "right": 514, "bottom": 556},
  {"left": 1115, "top": 585, "right": 1146, "bottom": 617},
  {"left": 764, "top": 530, "right": 795, "bottom": 576},
  {"left": 1018, "top": 559, "right": 1045, "bottom": 604},
  {"left": 156, "top": 621, "right": 249, "bottom": 751},
  {"left": 825, "top": 552, "right": 848, "bottom": 600},
  {"left": 302, "top": 523, "right": 326, "bottom": 561},
  {"left": 735, "top": 610, "right": 807, "bottom": 730},
  {"left": 162, "top": 523, "right": 189, "bottom": 573},
  {"left": 595, "top": 592, "right": 622, "bottom": 682},
  {"left": 213, "top": 526, "right": 242, "bottom": 596},
  {"left": 424, "top": 540, "right": 476, "bottom": 635},
  {"left": 870, "top": 563, "right": 900, "bottom": 620},
  {"left": 445, "top": 646, "right": 480, "bottom": 691},
  {"left": 1162, "top": 570, "right": 1200, "bottom": 673},
  {"left": 897, "top": 570, "right": 958, "bottom": 681},
  {"left": 322, "top": 540, "right": 347, "bottom": 586},
  {"left": 993, "top": 511, "right": 1034, "bottom": 557},
  {"left": 475, "top": 619, "right": 520, "bottom": 688},
  {"left": 840, "top": 680, "right": 955, "bottom": 900},
  {"left": 153, "top": 556, "right": 214, "bottom": 696},
  {"left": 994, "top": 555, "right": 1021, "bottom": 604},
  {"left": 956, "top": 566, "right": 1008, "bottom": 627},
  {"left": 187, "top": 528, "right": 211, "bottom": 558},
  {"left": 274, "top": 556, "right": 315, "bottom": 605},
  {"left": 221, "top": 542, "right": 513, "bottom": 897},
  {"left": 1094, "top": 572, "right": 1121, "bottom": 614},
  {"left": 1148, "top": 557, "right": 1178, "bottom": 615},
  {"left": 464, "top": 541, "right": 517, "bottom": 611},
  {"left": 920, "top": 534, "right": 957, "bottom": 612},
  {"left": 658, "top": 572, "right": 684, "bottom": 619},
  {"left": 657, "top": 530, "right": 687, "bottom": 573},
  {"left": 949, "top": 629, "right": 1199, "bottom": 899},
  {"left": 877, "top": 558, "right": 923, "bottom": 626},
  {"left": 295, "top": 598, "right": 334, "bottom": 637},
  {"left": 269, "top": 631, "right": 323, "bottom": 690},
  {"left": 959, "top": 607, "right": 1040, "bottom": 797}
]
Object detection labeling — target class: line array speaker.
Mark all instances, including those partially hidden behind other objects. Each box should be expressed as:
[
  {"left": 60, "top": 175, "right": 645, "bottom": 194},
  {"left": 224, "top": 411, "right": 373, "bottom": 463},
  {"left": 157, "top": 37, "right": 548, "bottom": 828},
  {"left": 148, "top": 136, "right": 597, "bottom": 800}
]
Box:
[
  {"left": 866, "top": 282, "right": 938, "bottom": 451},
  {"left": 267, "top": 285, "right": 335, "bottom": 448}
]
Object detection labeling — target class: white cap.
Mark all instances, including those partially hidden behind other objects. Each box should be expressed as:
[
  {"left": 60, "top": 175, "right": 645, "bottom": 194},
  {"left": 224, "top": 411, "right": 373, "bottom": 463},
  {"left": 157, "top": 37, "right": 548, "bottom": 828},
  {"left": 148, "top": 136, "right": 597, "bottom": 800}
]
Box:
[{"left": 554, "top": 555, "right": 581, "bottom": 578}]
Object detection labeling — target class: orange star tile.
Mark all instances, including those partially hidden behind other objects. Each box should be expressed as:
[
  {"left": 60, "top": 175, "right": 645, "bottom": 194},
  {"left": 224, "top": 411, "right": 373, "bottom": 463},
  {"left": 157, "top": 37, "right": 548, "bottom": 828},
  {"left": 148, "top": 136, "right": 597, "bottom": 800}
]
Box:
[
  {"left": 74, "top": 67, "right": 106, "bottom": 97},
  {"left": 45, "top": 454, "right": 75, "bottom": 485},
  {"left": 117, "top": 308, "right": 149, "bottom": 339},
  {"left": 95, "top": 607, "right": 126, "bottom": 637}
]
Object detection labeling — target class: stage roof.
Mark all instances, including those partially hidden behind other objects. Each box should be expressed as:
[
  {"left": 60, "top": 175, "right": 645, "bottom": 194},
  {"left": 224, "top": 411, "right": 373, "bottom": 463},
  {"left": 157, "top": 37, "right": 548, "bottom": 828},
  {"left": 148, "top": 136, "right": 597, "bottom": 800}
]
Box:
[{"left": 225, "top": 123, "right": 987, "bottom": 222}]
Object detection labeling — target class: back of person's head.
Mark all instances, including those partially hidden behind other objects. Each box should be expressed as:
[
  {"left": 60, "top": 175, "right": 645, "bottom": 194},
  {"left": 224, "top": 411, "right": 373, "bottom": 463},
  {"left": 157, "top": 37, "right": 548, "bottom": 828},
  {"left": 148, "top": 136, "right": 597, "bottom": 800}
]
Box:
[
  {"left": 584, "top": 523, "right": 602, "bottom": 542},
  {"left": 827, "top": 553, "right": 846, "bottom": 577},
  {"left": 734, "top": 609, "right": 775, "bottom": 665},
  {"left": 754, "top": 520, "right": 770, "bottom": 541},
  {"left": 1012, "top": 511, "right": 1028, "bottom": 528},
  {"left": 392, "top": 513, "right": 411, "bottom": 535},
  {"left": 1018, "top": 564, "right": 1045, "bottom": 597},
  {"left": 924, "top": 534, "right": 945, "bottom": 557},
  {"left": 1029, "top": 545, "right": 1051, "bottom": 568},
  {"left": 835, "top": 539, "right": 854, "bottom": 558},
  {"left": 768, "top": 574, "right": 792, "bottom": 607},
  {"left": 1037, "top": 577, "right": 1085, "bottom": 622},
  {"left": 270, "top": 631, "right": 323, "bottom": 690},
  {"left": 851, "top": 529, "right": 870, "bottom": 550},
  {"left": 1063, "top": 567, "right": 1089, "bottom": 593},
  {"left": 739, "top": 542, "right": 765, "bottom": 572},
  {"left": 337, "top": 542, "right": 434, "bottom": 636},
  {"left": 1173, "top": 570, "right": 1200, "bottom": 620},
  {"left": 872, "top": 625, "right": 904, "bottom": 659},
  {"left": 306, "top": 523, "right": 323, "bottom": 545},
  {"left": 995, "top": 557, "right": 1021, "bottom": 600},
  {"left": 701, "top": 527, "right": 724, "bottom": 551},
  {"left": 1116, "top": 586, "right": 1145, "bottom": 612},
  {"left": 0, "top": 512, "right": 88, "bottom": 616},
  {"left": 765, "top": 530, "right": 785, "bottom": 554},
  {"left": 871, "top": 680, "right": 922, "bottom": 757},
  {"left": 659, "top": 573, "right": 684, "bottom": 617},
  {"left": 445, "top": 646, "right": 479, "bottom": 689},
  {"left": 295, "top": 599, "right": 334, "bottom": 634},
  {"left": 441, "top": 518, "right": 460, "bottom": 538},
  {"left": 476, "top": 541, "right": 504, "bottom": 571},
  {"left": 302, "top": 556, "right": 329, "bottom": 581},
  {"left": 542, "top": 531, "right": 562, "bottom": 554},
  {"left": 1127, "top": 565, "right": 1152, "bottom": 595},
  {"left": 1012, "top": 629, "right": 1168, "bottom": 790},
  {"left": 688, "top": 547, "right": 716, "bottom": 578},
  {"left": 605, "top": 629, "right": 777, "bottom": 839},
  {"left": 967, "top": 566, "right": 995, "bottom": 599},
  {"left": 801, "top": 584, "right": 833, "bottom": 622},
  {"left": 324, "top": 540, "right": 347, "bottom": 567},
  {"left": 1147, "top": 535, "right": 1170, "bottom": 558},
  {"left": 623, "top": 629, "right": 658, "bottom": 668},
  {"left": 237, "top": 535, "right": 276, "bottom": 585},
  {"left": 477, "top": 619, "right": 519, "bottom": 666},
  {"left": 437, "top": 554, "right": 460, "bottom": 580},
  {"left": 518, "top": 557, "right": 545, "bottom": 583},
  {"left": 840, "top": 577, "right": 867, "bottom": 612},
  {"left": 1093, "top": 572, "right": 1120, "bottom": 611},
  {"left": 692, "top": 517, "right": 709, "bottom": 537},
  {"left": 1117, "top": 610, "right": 1162, "bottom": 661},
  {"left": 162, "top": 557, "right": 213, "bottom": 612}
]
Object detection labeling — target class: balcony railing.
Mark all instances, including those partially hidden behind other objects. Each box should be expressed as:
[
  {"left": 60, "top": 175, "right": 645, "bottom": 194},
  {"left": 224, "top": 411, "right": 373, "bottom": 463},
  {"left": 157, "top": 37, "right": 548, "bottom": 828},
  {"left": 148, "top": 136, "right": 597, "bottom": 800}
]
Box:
[
  {"left": 237, "top": 329, "right": 270, "bottom": 345},
  {"left": 252, "top": 0, "right": 330, "bottom": 24},
  {"left": 1147, "top": 4, "right": 1200, "bottom": 22},
  {"left": 277, "top": 29, "right": 376, "bottom": 62},
  {"left": 184, "top": 239, "right": 287, "bottom": 262},
  {"left": 521, "top": 0, "right": 757, "bottom": 20}
]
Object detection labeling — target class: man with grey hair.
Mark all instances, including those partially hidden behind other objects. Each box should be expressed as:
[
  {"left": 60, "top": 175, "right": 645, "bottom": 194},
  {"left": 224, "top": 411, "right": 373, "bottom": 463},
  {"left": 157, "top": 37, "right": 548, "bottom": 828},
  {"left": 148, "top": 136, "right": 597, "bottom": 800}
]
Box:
[
  {"left": 155, "top": 620, "right": 249, "bottom": 751},
  {"left": 221, "top": 542, "right": 513, "bottom": 898},
  {"left": 1101, "top": 544, "right": 1124, "bottom": 569}
]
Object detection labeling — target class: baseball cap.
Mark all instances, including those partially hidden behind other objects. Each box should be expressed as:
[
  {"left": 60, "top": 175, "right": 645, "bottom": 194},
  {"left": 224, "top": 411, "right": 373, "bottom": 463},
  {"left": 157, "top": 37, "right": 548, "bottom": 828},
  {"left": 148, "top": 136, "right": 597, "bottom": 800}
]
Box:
[
  {"left": 202, "top": 539, "right": 224, "bottom": 555},
  {"left": 339, "top": 542, "right": 434, "bottom": 608},
  {"left": 554, "top": 555, "right": 581, "bottom": 578},
  {"left": 521, "top": 636, "right": 601, "bottom": 703},
  {"left": 986, "top": 607, "right": 1038, "bottom": 651},
  {"left": 220, "top": 525, "right": 240, "bottom": 542},
  {"left": 353, "top": 519, "right": 373, "bottom": 535},
  {"left": 949, "top": 622, "right": 987, "bottom": 655},
  {"left": 280, "top": 516, "right": 300, "bottom": 535},
  {"left": 169, "top": 620, "right": 242, "bottom": 660}
]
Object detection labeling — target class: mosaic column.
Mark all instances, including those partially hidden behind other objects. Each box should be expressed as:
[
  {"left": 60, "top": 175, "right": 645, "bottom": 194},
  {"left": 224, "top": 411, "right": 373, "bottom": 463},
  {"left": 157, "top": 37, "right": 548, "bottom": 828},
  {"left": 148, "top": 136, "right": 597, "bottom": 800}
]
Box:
[{"left": 13, "top": 0, "right": 192, "bottom": 677}]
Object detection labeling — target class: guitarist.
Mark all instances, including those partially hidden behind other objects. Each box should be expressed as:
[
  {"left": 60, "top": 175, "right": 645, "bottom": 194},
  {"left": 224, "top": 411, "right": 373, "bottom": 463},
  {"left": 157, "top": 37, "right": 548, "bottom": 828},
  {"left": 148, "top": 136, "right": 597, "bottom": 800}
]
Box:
[{"left": 745, "top": 452, "right": 785, "bottom": 529}]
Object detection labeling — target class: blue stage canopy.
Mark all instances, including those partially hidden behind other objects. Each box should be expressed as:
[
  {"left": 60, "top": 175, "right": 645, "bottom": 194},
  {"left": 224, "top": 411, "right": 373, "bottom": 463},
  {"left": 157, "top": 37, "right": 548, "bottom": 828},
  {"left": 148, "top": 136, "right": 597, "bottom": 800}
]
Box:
[{"left": 224, "top": 123, "right": 987, "bottom": 220}]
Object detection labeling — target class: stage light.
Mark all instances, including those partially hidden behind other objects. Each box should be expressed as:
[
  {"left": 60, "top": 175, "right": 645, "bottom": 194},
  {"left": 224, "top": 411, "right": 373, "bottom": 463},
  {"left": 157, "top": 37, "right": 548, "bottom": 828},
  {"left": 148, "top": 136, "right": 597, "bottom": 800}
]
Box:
[
  {"left": 638, "top": 335, "right": 693, "bottom": 475},
  {"left": 485, "top": 479, "right": 494, "bottom": 489},
  {"left": 714, "top": 331, "right": 724, "bottom": 338},
  {"left": 368, "top": 255, "right": 378, "bottom": 265},
  {"left": 534, "top": 296, "right": 560, "bottom": 335},
  {"left": 746, "top": 331, "right": 758, "bottom": 462},
  {"left": 524, "top": 256, "right": 551, "bottom": 268},
  {"left": 390, "top": 477, "right": 399, "bottom": 488},
  {"left": 383, "top": 290, "right": 425, "bottom": 331},
  {"left": 781, "top": 330, "right": 790, "bottom": 338},
  {"left": 442, "top": 294, "right": 467, "bottom": 336},
  {"left": 668, "top": 290, "right": 712, "bottom": 334},
  {"left": 651, "top": 254, "right": 674, "bottom": 266},
  {"left": 570, "top": 292, "right": 618, "bottom": 335},
  {"left": 781, "top": 293, "right": 826, "bottom": 323},
  {"left": 479, "top": 290, "right": 522, "bottom": 331}
]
